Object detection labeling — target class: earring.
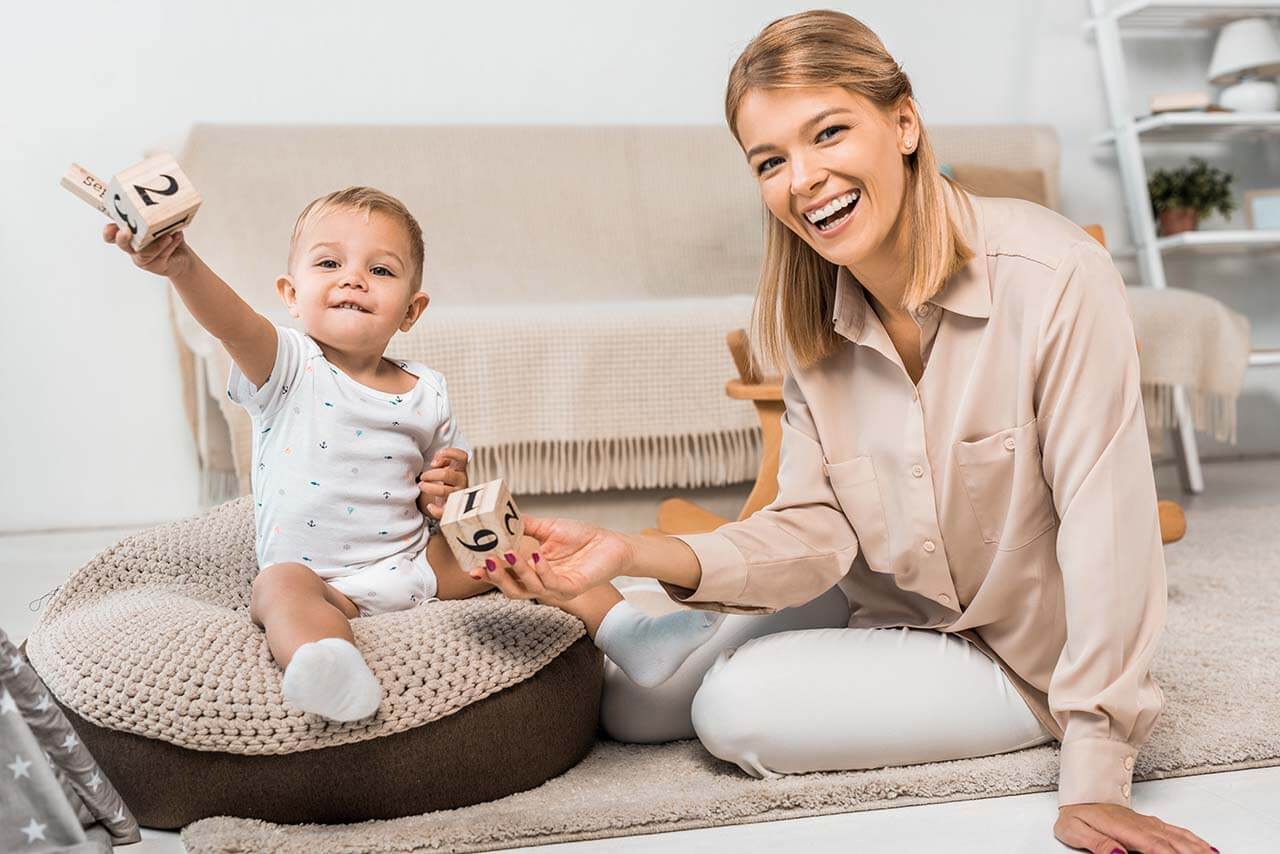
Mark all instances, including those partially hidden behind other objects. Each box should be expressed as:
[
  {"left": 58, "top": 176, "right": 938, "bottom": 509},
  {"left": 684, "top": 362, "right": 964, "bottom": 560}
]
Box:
[{"left": 905, "top": 138, "right": 915, "bottom": 151}]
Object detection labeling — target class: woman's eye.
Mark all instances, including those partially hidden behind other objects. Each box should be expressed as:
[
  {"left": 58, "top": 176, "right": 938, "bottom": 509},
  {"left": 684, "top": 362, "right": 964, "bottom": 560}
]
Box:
[
  {"left": 317, "top": 259, "right": 338, "bottom": 269},
  {"left": 817, "top": 125, "right": 847, "bottom": 143},
  {"left": 756, "top": 156, "right": 783, "bottom": 175},
  {"left": 371, "top": 266, "right": 393, "bottom": 277}
]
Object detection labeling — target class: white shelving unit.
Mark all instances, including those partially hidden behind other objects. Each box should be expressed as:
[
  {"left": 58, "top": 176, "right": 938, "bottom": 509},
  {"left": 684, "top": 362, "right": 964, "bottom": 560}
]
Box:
[{"left": 1087, "top": 0, "right": 1280, "bottom": 494}]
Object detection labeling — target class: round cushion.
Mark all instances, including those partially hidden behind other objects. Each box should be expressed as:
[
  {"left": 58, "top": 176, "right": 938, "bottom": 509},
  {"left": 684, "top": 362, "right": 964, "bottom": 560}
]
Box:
[{"left": 26, "top": 498, "right": 602, "bottom": 828}]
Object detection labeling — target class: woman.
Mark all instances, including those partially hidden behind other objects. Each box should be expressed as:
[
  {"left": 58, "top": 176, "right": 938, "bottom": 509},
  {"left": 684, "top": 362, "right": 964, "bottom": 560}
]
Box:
[{"left": 470, "top": 11, "right": 1215, "bottom": 853}]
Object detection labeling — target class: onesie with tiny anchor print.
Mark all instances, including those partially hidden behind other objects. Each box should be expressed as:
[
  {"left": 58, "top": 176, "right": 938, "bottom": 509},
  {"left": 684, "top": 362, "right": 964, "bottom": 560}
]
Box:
[{"left": 227, "top": 324, "right": 470, "bottom": 614}]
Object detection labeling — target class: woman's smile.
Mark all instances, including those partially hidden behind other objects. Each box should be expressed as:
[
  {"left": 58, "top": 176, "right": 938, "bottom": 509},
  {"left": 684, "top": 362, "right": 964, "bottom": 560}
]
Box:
[{"left": 803, "top": 188, "right": 862, "bottom": 239}]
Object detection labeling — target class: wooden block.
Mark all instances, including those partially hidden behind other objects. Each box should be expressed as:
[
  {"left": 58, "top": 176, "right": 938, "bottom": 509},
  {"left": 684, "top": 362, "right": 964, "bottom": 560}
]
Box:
[
  {"left": 439, "top": 478, "right": 525, "bottom": 570},
  {"left": 102, "top": 153, "right": 202, "bottom": 251},
  {"left": 59, "top": 163, "right": 109, "bottom": 214}
]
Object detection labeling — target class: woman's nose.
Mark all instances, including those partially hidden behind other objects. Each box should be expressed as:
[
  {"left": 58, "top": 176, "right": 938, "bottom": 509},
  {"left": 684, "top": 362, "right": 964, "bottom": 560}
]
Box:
[{"left": 789, "top": 153, "right": 826, "bottom": 197}]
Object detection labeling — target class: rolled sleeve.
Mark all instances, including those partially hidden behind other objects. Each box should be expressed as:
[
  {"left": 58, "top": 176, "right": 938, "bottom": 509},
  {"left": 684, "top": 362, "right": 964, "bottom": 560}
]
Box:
[
  {"left": 659, "top": 372, "right": 859, "bottom": 614},
  {"left": 1035, "top": 242, "right": 1167, "bottom": 807}
]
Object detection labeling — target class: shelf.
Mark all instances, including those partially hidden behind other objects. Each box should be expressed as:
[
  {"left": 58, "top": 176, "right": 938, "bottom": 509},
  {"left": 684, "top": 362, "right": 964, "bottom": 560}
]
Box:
[
  {"left": 1250, "top": 348, "right": 1280, "bottom": 366},
  {"left": 1111, "top": 229, "right": 1280, "bottom": 256},
  {"left": 1157, "top": 229, "right": 1280, "bottom": 253},
  {"left": 1094, "top": 112, "right": 1280, "bottom": 144},
  {"left": 1095, "top": 1, "right": 1280, "bottom": 31}
]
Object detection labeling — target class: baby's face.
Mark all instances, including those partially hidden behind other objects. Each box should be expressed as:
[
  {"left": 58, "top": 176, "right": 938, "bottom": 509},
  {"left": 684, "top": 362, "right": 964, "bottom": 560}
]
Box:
[{"left": 278, "top": 207, "right": 426, "bottom": 353}]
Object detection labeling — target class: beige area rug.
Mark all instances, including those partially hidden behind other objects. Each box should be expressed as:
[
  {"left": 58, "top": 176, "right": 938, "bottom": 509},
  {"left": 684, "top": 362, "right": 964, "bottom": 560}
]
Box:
[{"left": 184, "top": 503, "right": 1280, "bottom": 853}]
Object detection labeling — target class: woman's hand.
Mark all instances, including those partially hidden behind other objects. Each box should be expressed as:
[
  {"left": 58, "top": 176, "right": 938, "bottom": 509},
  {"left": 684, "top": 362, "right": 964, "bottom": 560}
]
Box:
[
  {"left": 1055, "top": 803, "right": 1217, "bottom": 853},
  {"left": 103, "top": 222, "right": 191, "bottom": 278},
  {"left": 418, "top": 448, "right": 469, "bottom": 519},
  {"left": 468, "top": 515, "right": 633, "bottom": 605}
]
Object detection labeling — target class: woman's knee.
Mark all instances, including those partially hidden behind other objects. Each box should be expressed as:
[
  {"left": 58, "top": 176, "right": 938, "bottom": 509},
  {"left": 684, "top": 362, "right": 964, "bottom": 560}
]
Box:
[{"left": 689, "top": 646, "right": 774, "bottom": 776}]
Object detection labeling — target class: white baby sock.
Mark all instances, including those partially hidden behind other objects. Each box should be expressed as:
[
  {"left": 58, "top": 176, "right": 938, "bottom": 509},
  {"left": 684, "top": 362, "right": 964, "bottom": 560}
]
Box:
[
  {"left": 281, "top": 637, "right": 383, "bottom": 722},
  {"left": 594, "top": 600, "right": 725, "bottom": 688}
]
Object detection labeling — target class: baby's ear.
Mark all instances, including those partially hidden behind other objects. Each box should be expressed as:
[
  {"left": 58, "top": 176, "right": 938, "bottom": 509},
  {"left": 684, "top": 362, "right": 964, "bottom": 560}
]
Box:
[
  {"left": 400, "top": 291, "right": 430, "bottom": 332},
  {"left": 276, "top": 275, "right": 300, "bottom": 317}
]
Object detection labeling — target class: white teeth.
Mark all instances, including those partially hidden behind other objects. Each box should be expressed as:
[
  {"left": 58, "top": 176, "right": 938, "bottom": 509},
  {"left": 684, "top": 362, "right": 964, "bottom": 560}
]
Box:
[
  {"left": 335, "top": 303, "right": 366, "bottom": 312},
  {"left": 805, "top": 189, "right": 861, "bottom": 224}
]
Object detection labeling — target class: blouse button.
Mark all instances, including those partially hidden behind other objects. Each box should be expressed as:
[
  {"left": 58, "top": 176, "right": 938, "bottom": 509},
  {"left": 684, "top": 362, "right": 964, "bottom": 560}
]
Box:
[
  {"left": 1003, "top": 437, "right": 1016, "bottom": 451},
  {"left": 1121, "top": 782, "right": 1131, "bottom": 798},
  {"left": 911, "top": 464, "right": 924, "bottom": 478},
  {"left": 915, "top": 304, "right": 932, "bottom": 317},
  {"left": 923, "top": 540, "right": 936, "bottom": 553},
  {"left": 938, "top": 593, "right": 951, "bottom": 604},
  {"left": 1124, "top": 756, "right": 1134, "bottom": 771}
]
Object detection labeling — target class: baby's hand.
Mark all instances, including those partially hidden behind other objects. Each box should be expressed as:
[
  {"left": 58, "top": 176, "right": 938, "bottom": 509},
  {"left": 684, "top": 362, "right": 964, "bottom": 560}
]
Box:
[
  {"left": 418, "top": 448, "right": 469, "bottom": 520},
  {"left": 103, "top": 222, "right": 191, "bottom": 278}
]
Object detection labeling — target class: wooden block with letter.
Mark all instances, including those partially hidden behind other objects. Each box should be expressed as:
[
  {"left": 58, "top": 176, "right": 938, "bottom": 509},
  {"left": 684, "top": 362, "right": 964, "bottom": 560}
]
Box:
[
  {"left": 61, "top": 153, "right": 201, "bottom": 251},
  {"left": 439, "top": 478, "right": 525, "bottom": 571}
]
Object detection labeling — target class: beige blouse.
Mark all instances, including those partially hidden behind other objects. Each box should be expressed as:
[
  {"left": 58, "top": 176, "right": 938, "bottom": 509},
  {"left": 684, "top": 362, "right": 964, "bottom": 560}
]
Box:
[{"left": 662, "top": 193, "right": 1166, "bottom": 808}]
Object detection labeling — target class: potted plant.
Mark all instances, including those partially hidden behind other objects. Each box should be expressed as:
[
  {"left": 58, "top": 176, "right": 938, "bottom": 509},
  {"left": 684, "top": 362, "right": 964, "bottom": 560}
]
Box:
[{"left": 1148, "top": 157, "right": 1237, "bottom": 236}]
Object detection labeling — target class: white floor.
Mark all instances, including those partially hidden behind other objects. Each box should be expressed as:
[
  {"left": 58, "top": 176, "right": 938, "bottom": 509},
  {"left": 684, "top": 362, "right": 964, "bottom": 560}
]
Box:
[{"left": 3, "top": 458, "right": 1279, "bottom": 853}]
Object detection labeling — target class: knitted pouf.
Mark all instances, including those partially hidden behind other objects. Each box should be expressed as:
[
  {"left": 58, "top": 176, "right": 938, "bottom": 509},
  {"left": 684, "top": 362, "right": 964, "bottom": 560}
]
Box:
[{"left": 25, "top": 497, "right": 602, "bottom": 828}]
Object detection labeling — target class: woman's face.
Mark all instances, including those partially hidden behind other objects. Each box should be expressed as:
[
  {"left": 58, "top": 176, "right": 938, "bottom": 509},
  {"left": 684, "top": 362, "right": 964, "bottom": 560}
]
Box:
[{"left": 736, "top": 85, "right": 918, "bottom": 270}]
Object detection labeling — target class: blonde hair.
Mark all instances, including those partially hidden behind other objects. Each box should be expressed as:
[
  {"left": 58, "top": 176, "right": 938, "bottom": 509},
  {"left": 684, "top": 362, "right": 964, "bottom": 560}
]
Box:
[
  {"left": 288, "top": 186, "right": 426, "bottom": 292},
  {"left": 726, "top": 10, "right": 973, "bottom": 369}
]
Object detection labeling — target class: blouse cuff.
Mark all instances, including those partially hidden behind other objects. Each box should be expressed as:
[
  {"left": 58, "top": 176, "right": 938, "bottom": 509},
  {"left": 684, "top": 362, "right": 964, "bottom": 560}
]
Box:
[
  {"left": 658, "top": 531, "right": 750, "bottom": 605},
  {"left": 1058, "top": 737, "right": 1139, "bottom": 808}
]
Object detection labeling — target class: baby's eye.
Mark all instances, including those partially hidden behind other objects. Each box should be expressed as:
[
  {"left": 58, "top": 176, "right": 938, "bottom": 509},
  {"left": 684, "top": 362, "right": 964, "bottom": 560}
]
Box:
[
  {"left": 756, "top": 156, "right": 783, "bottom": 175},
  {"left": 371, "top": 266, "right": 394, "bottom": 277},
  {"left": 316, "top": 259, "right": 339, "bottom": 269},
  {"left": 816, "top": 125, "right": 847, "bottom": 143}
]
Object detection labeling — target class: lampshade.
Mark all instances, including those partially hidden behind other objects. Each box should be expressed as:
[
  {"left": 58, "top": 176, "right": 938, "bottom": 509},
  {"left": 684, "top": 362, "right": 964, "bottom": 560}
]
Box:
[{"left": 1208, "top": 18, "right": 1280, "bottom": 85}]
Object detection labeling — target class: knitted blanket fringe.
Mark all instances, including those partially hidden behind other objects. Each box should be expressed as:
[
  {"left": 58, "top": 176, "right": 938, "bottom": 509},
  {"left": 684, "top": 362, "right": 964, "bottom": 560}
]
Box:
[
  {"left": 1142, "top": 383, "right": 1239, "bottom": 445},
  {"left": 469, "top": 428, "right": 765, "bottom": 494}
]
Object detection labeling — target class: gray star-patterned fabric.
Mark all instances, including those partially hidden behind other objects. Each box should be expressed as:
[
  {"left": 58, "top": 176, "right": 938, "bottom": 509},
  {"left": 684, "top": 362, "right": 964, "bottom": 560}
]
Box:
[{"left": 1, "top": 628, "right": 139, "bottom": 852}]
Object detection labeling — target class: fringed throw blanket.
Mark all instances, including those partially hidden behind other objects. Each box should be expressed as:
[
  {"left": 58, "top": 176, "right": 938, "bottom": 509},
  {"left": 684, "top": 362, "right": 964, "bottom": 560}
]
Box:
[
  {"left": 1127, "top": 287, "right": 1251, "bottom": 445},
  {"left": 385, "top": 296, "right": 763, "bottom": 494}
]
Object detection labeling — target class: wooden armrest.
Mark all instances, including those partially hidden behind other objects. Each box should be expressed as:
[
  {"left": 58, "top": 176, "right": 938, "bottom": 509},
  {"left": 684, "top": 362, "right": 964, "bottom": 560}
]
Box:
[
  {"left": 726, "top": 378, "right": 783, "bottom": 401},
  {"left": 655, "top": 498, "right": 730, "bottom": 535}
]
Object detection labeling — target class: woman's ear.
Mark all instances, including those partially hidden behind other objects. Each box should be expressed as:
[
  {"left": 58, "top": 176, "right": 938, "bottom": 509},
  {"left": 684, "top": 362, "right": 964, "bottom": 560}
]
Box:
[
  {"left": 400, "top": 291, "right": 430, "bottom": 332},
  {"left": 896, "top": 96, "right": 920, "bottom": 155},
  {"left": 276, "top": 275, "right": 300, "bottom": 318}
]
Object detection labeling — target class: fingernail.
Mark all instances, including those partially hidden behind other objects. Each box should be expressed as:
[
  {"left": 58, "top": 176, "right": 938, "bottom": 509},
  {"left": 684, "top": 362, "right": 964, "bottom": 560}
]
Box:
[
  {"left": 504, "top": 552, "right": 517, "bottom": 565},
  {"left": 1111, "top": 849, "right": 1125, "bottom": 854},
  {"left": 532, "top": 553, "right": 542, "bottom": 564},
  {"left": 484, "top": 559, "right": 496, "bottom": 572},
  {"left": 1211, "top": 849, "right": 1220, "bottom": 853}
]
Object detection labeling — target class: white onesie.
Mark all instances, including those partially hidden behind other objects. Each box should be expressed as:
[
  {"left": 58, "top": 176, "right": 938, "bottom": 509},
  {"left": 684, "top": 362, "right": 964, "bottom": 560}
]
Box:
[{"left": 227, "top": 324, "right": 469, "bottom": 615}]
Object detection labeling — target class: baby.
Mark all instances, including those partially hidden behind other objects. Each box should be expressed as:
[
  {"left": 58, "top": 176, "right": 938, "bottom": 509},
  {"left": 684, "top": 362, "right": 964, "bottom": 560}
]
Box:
[{"left": 104, "top": 186, "right": 723, "bottom": 721}]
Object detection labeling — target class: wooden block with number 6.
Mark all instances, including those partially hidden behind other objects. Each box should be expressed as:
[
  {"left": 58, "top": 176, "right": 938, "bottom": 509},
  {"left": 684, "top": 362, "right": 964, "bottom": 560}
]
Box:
[
  {"left": 103, "top": 153, "right": 202, "bottom": 251},
  {"left": 439, "top": 478, "right": 525, "bottom": 571}
]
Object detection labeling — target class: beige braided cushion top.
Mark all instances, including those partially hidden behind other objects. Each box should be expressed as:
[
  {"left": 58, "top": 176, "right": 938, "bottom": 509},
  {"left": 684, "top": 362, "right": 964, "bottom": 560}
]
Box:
[{"left": 25, "top": 497, "right": 585, "bottom": 755}]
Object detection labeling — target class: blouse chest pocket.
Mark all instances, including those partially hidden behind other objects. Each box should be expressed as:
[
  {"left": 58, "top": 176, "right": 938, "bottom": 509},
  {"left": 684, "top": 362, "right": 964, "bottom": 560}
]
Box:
[
  {"left": 823, "top": 455, "right": 891, "bottom": 572},
  {"left": 953, "top": 419, "right": 1058, "bottom": 550}
]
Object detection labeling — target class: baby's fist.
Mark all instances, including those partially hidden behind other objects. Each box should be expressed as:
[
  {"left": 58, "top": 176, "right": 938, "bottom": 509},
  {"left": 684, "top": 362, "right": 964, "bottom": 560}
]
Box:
[
  {"left": 418, "top": 448, "right": 470, "bottom": 520},
  {"left": 103, "top": 222, "right": 190, "bottom": 278}
]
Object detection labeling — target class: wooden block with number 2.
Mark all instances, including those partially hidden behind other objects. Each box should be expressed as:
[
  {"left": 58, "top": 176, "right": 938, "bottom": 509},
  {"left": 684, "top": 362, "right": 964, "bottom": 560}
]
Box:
[
  {"left": 439, "top": 479, "right": 525, "bottom": 572},
  {"left": 103, "top": 153, "right": 202, "bottom": 251}
]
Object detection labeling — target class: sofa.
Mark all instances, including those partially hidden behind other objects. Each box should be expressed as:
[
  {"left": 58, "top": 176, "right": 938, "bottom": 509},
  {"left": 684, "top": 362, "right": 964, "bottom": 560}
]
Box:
[{"left": 169, "top": 123, "right": 1075, "bottom": 508}]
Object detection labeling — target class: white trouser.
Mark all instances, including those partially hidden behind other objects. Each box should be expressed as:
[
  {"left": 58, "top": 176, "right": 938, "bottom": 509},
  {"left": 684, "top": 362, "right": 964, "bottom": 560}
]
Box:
[{"left": 601, "top": 582, "right": 1055, "bottom": 777}]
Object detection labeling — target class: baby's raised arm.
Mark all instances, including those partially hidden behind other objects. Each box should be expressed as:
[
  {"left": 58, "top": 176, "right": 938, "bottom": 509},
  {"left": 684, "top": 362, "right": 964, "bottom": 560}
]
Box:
[{"left": 104, "top": 223, "right": 276, "bottom": 388}]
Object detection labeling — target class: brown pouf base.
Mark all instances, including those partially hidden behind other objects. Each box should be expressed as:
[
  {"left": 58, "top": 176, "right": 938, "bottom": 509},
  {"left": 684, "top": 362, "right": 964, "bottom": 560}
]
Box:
[{"left": 47, "top": 637, "right": 601, "bottom": 828}]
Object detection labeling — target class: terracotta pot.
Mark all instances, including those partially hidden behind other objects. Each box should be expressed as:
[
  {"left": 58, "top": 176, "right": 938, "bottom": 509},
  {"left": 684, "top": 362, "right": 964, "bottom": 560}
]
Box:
[{"left": 1157, "top": 207, "right": 1199, "bottom": 236}]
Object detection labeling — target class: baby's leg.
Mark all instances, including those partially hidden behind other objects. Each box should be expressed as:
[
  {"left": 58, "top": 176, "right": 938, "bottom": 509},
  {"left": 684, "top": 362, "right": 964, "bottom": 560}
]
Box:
[
  {"left": 250, "top": 562, "right": 359, "bottom": 667},
  {"left": 551, "top": 581, "right": 724, "bottom": 689},
  {"left": 250, "top": 563, "right": 381, "bottom": 721}
]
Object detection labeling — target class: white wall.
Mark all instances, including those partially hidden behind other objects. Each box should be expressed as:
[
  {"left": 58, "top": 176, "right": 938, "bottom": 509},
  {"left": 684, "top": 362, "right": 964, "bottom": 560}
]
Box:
[{"left": 4, "top": 0, "right": 1277, "bottom": 532}]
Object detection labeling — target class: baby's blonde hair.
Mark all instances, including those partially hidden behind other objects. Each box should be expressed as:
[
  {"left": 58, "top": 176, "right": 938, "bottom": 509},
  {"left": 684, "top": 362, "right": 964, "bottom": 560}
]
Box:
[{"left": 288, "top": 186, "right": 425, "bottom": 292}]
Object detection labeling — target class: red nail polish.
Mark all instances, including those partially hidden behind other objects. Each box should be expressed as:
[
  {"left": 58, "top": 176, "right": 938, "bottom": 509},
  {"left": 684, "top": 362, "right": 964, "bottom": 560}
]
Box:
[
  {"left": 504, "top": 552, "right": 517, "bottom": 565},
  {"left": 532, "top": 553, "right": 542, "bottom": 564},
  {"left": 1110, "top": 849, "right": 1125, "bottom": 854},
  {"left": 484, "top": 558, "right": 496, "bottom": 572}
]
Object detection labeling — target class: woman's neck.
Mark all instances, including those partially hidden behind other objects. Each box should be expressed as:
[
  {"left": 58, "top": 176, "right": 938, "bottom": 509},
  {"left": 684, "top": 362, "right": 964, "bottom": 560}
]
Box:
[{"left": 846, "top": 211, "right": 912, "bottom": 325}]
